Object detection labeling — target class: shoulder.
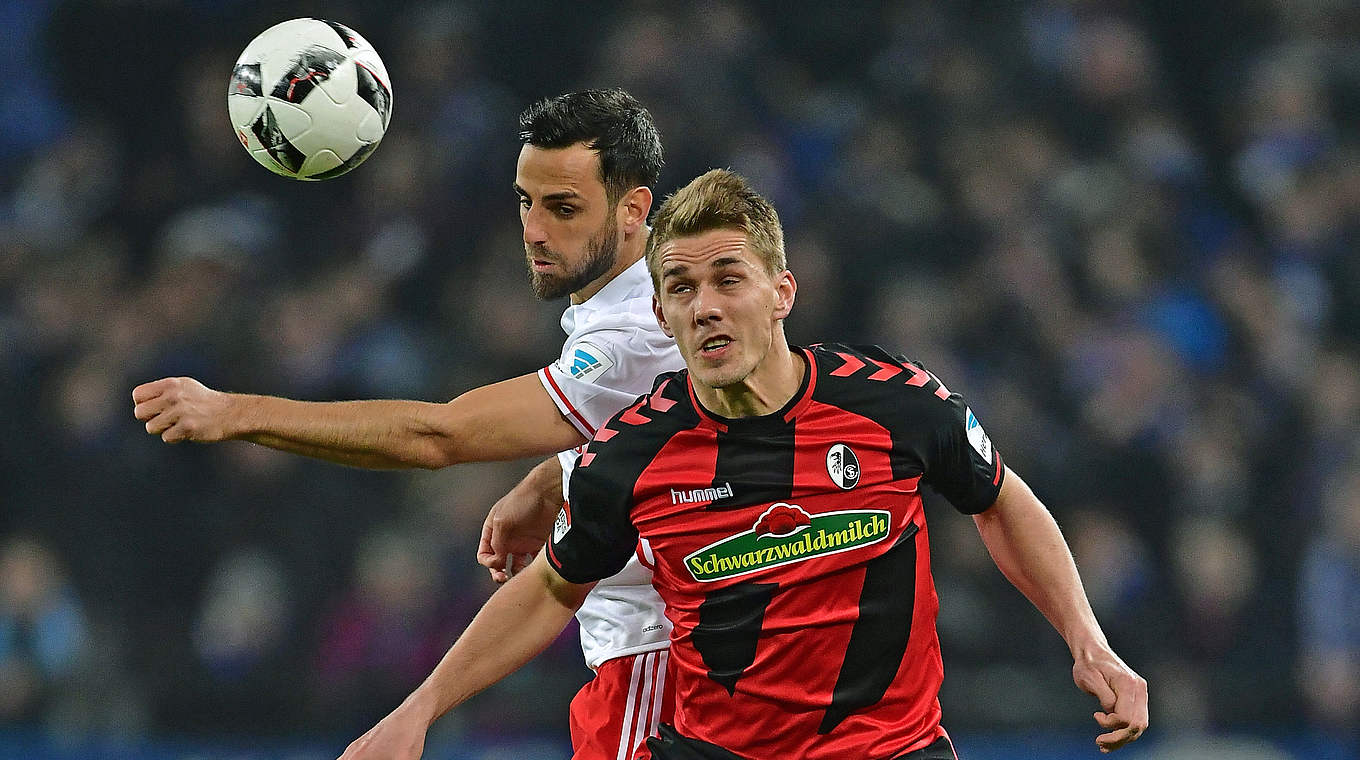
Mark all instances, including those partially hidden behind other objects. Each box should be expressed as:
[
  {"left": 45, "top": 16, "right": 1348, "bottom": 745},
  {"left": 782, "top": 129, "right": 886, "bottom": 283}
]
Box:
[
  {"left": 574, "top": 370, "right": 697, "bottom": 482},
  {"left": 555, "top": 308, "right": 680, "bottom": 387},
  {"left": 565, "top": 303, "right": 676, "bottom": 363},
  {"left": 810, "top": 343, "right": 952, "bottom": 403}
]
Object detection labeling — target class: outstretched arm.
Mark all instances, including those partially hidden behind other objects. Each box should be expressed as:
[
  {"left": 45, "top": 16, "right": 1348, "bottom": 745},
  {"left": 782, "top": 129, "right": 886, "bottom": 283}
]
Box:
[
  {"left": 337, "top": 553, "right": 592, "bottom": 760},
  {"left": 973, "top": 468, "right": 1149, "bottom": 753},
  {"left": 132, "top": 373, "right": 585, "bottom": 469}
]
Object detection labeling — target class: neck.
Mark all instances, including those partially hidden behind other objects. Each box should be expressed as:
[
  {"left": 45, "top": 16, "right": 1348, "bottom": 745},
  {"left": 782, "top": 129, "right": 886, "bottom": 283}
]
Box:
[
  {"left": 694, "top": 334, "right": 803, "bottom": 419},
  {"left": 569, "top": 227, "right": 649, "bottom": 305}
]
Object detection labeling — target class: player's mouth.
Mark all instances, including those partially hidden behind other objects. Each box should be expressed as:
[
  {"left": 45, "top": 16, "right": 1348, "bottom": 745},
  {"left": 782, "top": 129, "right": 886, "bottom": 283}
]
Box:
[
  {"left": 698, "top": 336, "right": 733, "bottom": 359},
  {"left": 530, "top": 257, "right": 557, "bottom": 271}
]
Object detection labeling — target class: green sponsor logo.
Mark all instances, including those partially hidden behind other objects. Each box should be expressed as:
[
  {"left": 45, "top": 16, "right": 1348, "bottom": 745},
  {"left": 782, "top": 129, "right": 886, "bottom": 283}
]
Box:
[{"left": 684, "top": 504, "right": 892, "bottom": 583}]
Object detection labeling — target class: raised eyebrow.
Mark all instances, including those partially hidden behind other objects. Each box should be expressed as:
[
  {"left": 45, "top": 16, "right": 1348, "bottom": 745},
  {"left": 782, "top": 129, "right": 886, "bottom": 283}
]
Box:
[
  {"left": 711, "top": 256, "right": 749, "bottom": 269},
  {"left": 660, "top": 263, "right": 690, "bottom": 281}
]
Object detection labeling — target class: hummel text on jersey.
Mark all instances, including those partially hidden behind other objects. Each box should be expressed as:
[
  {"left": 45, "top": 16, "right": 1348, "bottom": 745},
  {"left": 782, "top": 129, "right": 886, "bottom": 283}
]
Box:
[{"left": 671, "top": 482, "right": 735, "bottom": 505}]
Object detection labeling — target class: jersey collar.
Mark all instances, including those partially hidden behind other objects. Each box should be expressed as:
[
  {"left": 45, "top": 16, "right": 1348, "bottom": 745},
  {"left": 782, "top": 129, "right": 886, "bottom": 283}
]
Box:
[
  {"left": 685, "top": 346, "right": 818, "bottom": 430},
  {"left": 559, "top": 258, "right": 653, "bottom": 335}
]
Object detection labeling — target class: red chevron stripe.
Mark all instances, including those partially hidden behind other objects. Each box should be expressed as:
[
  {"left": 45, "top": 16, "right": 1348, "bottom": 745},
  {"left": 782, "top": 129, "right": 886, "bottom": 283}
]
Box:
[
  {"left": 903, "top": 363, "right": 930, "bottom": 387},
  {"left": 830, "top": 352, "right": 865, "bottom": 377},
  {"left": 649, "top": 379, "right": 677, "bottom": 412},
  {"left": 868, "top": 359, "right": 902, "bottom": 381},
  {"left": 620, "top": 400, "right": 650, "bottom": 426},
  {"left": 580, "top": 452, "right": 596, "bottom": 467},
  {"left": 933, "top": 377, "right": 952, "bottom": 400},
  {"left": 595, "top": 427, "right": 618, "bottom": 442}
]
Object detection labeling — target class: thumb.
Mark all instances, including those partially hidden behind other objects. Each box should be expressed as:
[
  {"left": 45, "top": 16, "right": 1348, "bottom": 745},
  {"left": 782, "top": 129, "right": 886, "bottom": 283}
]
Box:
[
  {"left": 477, "top": 510, "right": 502, "bottom": 569},
  {"left": 1075, "top": 663, "right": 1117, "bottom": 712}
]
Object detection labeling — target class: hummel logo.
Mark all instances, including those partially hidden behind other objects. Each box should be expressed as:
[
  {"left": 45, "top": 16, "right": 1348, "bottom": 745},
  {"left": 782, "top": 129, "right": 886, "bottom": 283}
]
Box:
[{"left": 671, "top": 482, "right": 735, "bottom": 505}]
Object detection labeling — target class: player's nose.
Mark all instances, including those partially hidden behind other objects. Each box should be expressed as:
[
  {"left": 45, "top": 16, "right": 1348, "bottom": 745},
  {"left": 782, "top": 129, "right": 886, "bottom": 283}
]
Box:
[
  {"left": 691, "top": 286, "right": 722, "bottom": 324},
  {"left": 521, "top": 206, "right": 549, "bottom": 247}
]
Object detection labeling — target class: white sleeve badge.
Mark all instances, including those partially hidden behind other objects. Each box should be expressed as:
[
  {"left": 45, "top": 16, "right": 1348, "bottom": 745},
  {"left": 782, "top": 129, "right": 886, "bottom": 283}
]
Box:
[
  {"left": 553, "top": 506, "right": 571, "bottom": 543},
  {"left": 562, "top": 341, "right": 614, "bottom": 384},
  {"left": 965, "top": 407, "right": 994, "bottom": 464}
]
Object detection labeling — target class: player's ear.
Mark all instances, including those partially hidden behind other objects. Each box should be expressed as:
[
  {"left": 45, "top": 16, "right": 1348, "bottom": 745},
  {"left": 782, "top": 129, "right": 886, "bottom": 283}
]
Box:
[
  {"left": 773, "top": 270, "right": 796, "bottom": 320},
  {"left": 653, "top": 294, "right": 675, "bottom": 338},
  {"left": 618, "top": 186, "right": 652, "bottom": 235}
]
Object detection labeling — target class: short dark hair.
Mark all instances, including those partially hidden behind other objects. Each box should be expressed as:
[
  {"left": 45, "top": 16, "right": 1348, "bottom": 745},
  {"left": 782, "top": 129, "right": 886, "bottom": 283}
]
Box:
[{"left": 517, "top": 89, "right": 663, "bottom": 202}]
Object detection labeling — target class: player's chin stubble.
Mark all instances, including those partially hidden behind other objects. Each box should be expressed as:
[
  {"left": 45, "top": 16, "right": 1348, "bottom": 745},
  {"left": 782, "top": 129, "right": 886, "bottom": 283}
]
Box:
[{"left": 526, "top": 219, "right": 619, "bottom": 300}]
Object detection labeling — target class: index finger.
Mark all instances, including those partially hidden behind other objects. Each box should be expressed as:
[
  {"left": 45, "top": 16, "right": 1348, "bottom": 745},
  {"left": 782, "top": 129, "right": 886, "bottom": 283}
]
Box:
[
  {"left": 1109, "top": 670, "right": 1149, "bottom": 726},
  {"left": 1096, "top": 723, "right": 1142, "bottom": 752},
  {"left": 1098, "top": 675, "right": 1149, "bottom": 751},
  {"left": 132, "top": 380, "right": 166, "bottom": 404}
]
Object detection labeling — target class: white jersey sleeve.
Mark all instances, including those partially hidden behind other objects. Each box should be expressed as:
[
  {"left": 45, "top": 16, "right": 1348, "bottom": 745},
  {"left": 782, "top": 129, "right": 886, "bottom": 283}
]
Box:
[{"left": 538, "top": 322, "right": 678, "bottom": 439}]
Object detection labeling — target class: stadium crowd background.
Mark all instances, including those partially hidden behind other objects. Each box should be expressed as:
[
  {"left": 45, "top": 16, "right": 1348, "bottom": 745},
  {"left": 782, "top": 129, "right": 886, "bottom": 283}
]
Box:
[{"left": 1, "top": 1, "right": 1356, "bottom": 758}]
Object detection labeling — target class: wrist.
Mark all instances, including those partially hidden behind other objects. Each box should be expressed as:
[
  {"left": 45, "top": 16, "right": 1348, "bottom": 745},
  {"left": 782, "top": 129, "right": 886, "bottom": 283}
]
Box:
[
  {"left": 401, "top": 686, "right": 445, "bottom": 728},
  {"left": 218, "top": 392, "right": 250, "bottom": 440},
  {"left": 1068, "top": 632, "right": 1113, "bottom": 663}
]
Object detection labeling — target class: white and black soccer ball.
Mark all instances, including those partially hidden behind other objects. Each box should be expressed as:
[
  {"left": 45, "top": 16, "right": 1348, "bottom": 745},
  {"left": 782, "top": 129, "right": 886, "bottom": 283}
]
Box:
[{"left": 228, "top": 18, "right": 393, "bottom": 180}]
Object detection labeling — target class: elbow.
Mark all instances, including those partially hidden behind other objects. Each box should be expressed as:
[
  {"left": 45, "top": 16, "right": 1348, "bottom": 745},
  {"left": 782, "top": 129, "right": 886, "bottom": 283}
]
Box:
[{"left": 413, "top": 440, "right": 461, "bottom": 469}]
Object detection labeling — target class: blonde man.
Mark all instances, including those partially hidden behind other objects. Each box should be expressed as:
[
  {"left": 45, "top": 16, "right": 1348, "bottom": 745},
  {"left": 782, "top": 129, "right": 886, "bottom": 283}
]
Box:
[{"left": 339, "top": 170, "right": 1148, "bottom": 760}]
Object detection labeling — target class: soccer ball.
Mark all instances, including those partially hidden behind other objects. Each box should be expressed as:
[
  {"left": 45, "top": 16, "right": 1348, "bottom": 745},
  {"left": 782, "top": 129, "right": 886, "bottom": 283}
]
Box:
[{"left": 228, "top": 18, "right": 393, "bottom": 180}]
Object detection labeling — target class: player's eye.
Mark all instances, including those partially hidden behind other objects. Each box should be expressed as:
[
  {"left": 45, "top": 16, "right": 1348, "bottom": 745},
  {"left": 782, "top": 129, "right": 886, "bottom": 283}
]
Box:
[
  {"left": 555, "top": 205, "right": 576, "bottom": 218},
  {"left": 517, "top": 197, "right": 531, "bottom": 209}
]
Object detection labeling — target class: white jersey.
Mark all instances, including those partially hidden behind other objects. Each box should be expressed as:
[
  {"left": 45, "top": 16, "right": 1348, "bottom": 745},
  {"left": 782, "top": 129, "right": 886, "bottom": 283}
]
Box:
[{"left": 537, "top": 258, "right": 683, "bottom": 669}]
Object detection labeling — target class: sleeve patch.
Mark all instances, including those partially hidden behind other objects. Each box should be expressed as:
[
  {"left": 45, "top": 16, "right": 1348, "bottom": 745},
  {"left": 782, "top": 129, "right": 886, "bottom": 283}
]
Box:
[
  {"left": 553, "top": 506, "right": 571, "bottom": 543},
  {"left": 561, "top": 341, "right": 614, "bottom": 383},
  {"left": 965, "top": 407, "right": 993, "bottom": 464}
]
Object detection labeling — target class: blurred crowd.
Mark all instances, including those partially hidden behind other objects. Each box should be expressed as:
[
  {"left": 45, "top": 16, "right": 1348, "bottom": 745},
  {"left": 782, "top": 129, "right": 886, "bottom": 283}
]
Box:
[{"left": 0, "top": 0, "right": 1356, "bottom": 750}]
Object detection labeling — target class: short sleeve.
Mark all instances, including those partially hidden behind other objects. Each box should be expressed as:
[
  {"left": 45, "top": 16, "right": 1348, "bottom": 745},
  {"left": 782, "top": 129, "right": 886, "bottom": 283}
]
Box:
[
  {"left": 540, "top": 328, "right": 683, "bottom": 438},
  {"left": 913, "top": 369, "right": 1005, "bottom": 514},
  {"left": 546, "top": 452, "right": 640, "bottom": 584}
]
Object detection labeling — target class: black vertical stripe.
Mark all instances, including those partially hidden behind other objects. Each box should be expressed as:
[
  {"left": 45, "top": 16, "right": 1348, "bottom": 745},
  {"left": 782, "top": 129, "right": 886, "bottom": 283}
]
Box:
[
  {"left": 819, "top": 521, "right": 920, "bottom": 733},
  {"left": 708, "top": 416, "right": 796, "bottom": 510},
  {"left": 692, "top": 581, "right": 778, "bottom": 696}
]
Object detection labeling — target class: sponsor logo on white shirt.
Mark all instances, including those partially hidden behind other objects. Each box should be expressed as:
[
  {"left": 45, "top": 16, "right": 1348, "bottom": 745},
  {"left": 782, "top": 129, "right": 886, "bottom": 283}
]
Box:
[{"left": 564, "top": 341, "right": 613, "bottom": 383}]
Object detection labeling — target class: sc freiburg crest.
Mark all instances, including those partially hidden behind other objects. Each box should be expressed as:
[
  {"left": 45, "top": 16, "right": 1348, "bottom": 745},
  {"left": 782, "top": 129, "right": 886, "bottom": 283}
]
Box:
[{"left": 826, "top": 443, "right": 860, "bottom": 489}]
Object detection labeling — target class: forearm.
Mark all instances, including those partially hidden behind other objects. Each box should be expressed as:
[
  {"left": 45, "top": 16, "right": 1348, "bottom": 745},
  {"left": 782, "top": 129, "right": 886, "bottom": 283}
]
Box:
[
  {"left": 232, "top": 396, "right": 463, "bottom": 469},
  {"left": 228, "top": 375, "right": 584, "bottom": 469},
  {"left": 516, "top": 456, "right": 566, "bottom": 512},
  {"left": 973, "top": 469, "right": 1108, "bottom": 655},
  {"left": 401, "top": 557, "right": 589, "bottom": 723}
]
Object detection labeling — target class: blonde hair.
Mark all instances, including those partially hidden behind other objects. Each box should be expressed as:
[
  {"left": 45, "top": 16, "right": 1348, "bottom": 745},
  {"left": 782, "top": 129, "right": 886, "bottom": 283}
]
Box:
[{"left": 646, "top": 169, "right": 785, "bottom": 288}]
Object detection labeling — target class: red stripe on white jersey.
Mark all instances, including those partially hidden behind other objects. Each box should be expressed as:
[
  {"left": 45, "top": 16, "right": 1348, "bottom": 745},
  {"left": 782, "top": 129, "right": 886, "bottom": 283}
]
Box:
[{"left": 540, "top": 367, "right": 597, "bottom": 437}]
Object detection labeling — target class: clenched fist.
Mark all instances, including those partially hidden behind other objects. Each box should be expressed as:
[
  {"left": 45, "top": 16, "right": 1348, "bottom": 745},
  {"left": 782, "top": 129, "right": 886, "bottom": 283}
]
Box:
[{"left": 132, "top": 377, "right": 237, "bottom": 443}]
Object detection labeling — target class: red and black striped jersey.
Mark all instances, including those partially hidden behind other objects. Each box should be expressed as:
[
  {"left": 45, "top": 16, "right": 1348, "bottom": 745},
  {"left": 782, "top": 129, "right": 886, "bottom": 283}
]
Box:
[{"left": 547, "top": 343, "right": 1005, "bottom": 760}]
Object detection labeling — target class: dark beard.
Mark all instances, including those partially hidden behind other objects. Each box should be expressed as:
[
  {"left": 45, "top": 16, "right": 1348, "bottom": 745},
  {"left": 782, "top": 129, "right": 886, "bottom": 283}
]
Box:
[{"left": 527, "top": 217, "right": 619, "bottom": 300}]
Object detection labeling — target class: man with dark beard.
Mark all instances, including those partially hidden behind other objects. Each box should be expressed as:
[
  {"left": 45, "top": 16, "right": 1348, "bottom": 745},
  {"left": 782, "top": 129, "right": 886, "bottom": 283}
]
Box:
[{"left": 132, "top": 90, "right": 683, "bottom": 760}]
